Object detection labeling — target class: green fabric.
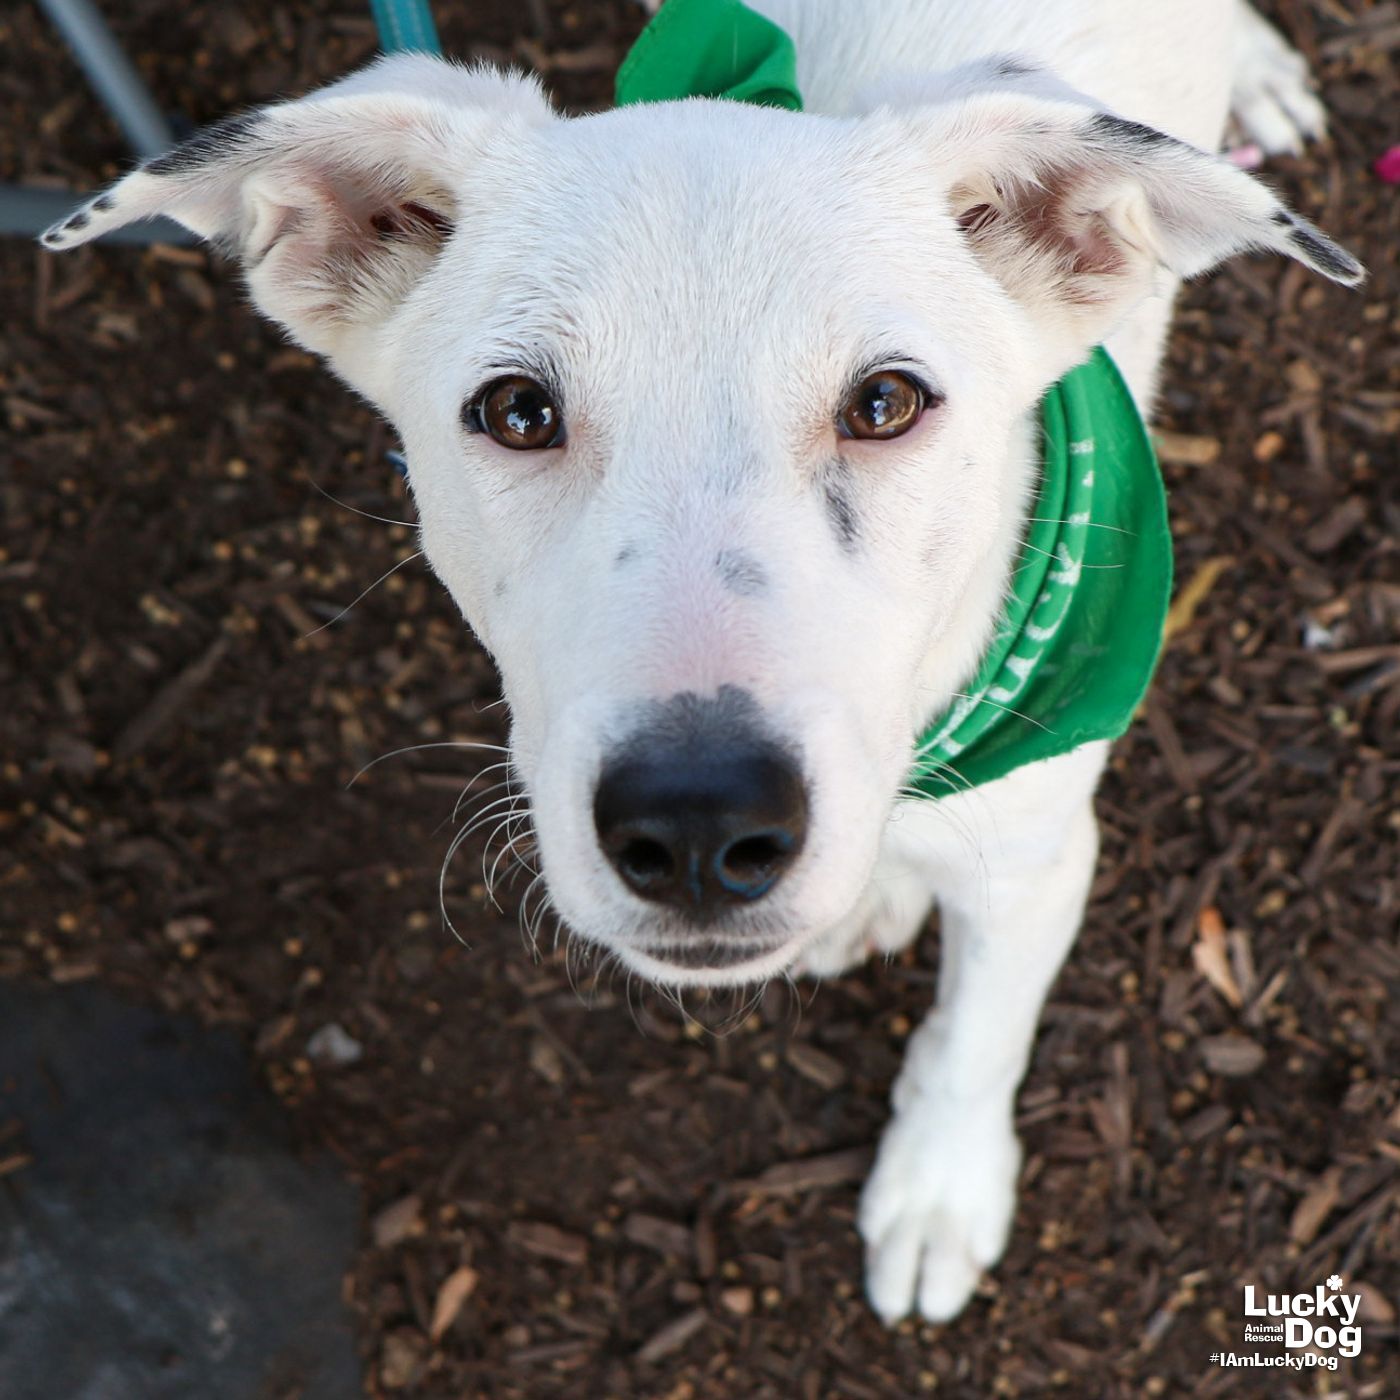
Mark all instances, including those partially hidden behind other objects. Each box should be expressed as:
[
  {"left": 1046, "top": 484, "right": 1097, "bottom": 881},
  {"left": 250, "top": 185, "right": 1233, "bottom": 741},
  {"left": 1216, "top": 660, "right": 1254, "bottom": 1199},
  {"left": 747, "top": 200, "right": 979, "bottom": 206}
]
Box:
[
  {"left": 908, "top": 350, "right": 1171, "bottom": 797},
  {"left": 616, "top": 0, "right": 802, "bottom": 110},
  {"left": 617, "top": 1, "right": 1173, "bottom": 799}
]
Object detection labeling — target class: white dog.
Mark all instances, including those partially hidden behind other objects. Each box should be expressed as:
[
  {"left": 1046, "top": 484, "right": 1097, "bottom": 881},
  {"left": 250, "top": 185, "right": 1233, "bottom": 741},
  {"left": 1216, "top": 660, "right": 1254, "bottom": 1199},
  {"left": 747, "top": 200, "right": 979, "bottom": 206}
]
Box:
[{"left": 45, "top": 0, "right": 1360, "bottom": 1325}]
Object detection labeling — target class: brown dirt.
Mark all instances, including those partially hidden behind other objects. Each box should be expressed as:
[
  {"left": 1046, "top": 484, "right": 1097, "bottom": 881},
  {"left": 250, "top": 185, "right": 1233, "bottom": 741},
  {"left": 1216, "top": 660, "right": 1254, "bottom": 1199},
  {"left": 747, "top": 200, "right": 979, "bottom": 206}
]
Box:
[{"left": 2, "top": 1, "right": 1397, "bottom": 1396}]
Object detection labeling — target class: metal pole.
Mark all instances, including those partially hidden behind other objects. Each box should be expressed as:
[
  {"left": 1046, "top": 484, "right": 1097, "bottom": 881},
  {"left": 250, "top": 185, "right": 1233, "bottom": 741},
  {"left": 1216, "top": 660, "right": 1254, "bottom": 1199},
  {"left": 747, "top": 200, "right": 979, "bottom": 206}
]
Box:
[
  {"left": 0, "top": 185, "right": 192, "bottom": 244},
  {"left": 36, "top": 0, "right": 175, "bottom": 160}
]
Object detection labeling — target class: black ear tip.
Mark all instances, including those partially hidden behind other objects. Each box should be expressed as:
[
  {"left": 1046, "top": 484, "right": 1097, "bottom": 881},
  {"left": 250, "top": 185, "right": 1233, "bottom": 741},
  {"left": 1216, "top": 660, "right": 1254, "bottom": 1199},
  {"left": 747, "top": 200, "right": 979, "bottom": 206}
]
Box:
[
  {"left": 1279, "top": 213, "right": 1365, "bottom": 286},
  {"left": 1337, "top": 258, "right": 1366, "bottom": 287},
  {"left": 1337, "top": 247, "right": 1366, "bottom": 284}
]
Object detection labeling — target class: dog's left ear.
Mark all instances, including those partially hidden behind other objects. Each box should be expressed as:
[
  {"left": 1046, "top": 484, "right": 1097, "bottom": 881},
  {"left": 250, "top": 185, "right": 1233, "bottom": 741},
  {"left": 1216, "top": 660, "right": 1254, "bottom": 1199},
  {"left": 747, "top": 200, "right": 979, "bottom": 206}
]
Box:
[
  {"left": 41, "top": 56, "right": 553, "bottom": 402},
  {"left": 869, "top": 67, "right": 1363, "bottom": 360}
]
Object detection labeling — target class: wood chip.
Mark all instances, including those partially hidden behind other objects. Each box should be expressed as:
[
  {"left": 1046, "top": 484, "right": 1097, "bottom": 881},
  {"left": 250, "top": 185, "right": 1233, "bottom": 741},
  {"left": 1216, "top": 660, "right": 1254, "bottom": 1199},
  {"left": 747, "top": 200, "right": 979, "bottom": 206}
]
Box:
[
  {"left": 1226, "top": 927, "right": 1256, "bottom": 1003},
  {"left": 783, "top": 1041, "right": 847, "bottom": 1089},
  {"left": 1145, "top": 699, "right": 1198, "bottom": 794},
  {"left": 164, "top": 915, "right": 213, "bottom": 944},
  {"left": 1181, "top": 1105, "right": 1233, "bottom": 1143},
  {"left": 1289, "top": 1167, "right": 1343, "bottom": 1246},
  {"left": 372, "top": 1194, "right": 424, "bottom": 1249},
  {"left": 1198, "top": 1033, "right": 1266, "bottom": 1077},
  {"left": 1164, "top": 556, "right": 1234, "bottom": 643},
  {"left": 1192, "top": 906, "right": 1243, "bottom": 1008},
  {"left": 379, "top": 1329, "right": 426, "bottom": 1390},
  {"left": 145, "top": 243, "right": 209, "bottom": 268},
  {"left": 429, "top": 1265, "right": 479, "bottom": 1342},
  {"left": 720, "top": 1286, "right": 754, "bottom": 1316},
  {"left": 1354, "top": 1282, "right": 1396, "bottom": 1325},
  {"left": 635, "top": 1307, "right": 707, "bottom": 1364},
  {"left": 506, "top": 1220, "right": 588, "bottom": 1267},
  {"left": 254, "top": 1013, "right": 297, "bottom": 1056},
  {"left": 734, "top": 1147, "right": 872, "bottom": 1197},
  {"left": 1303, "top": 496, "right": 1368, "bottom": 554},
  {"left": 622, "top": 1212, "right": 693, "bottom": 1259},
  {"left": 528, "top": 1036, "right": 566, "bottom": 1086},
  {"left": 1285, "top": 358, "right": 1323, "bottom": 395},
  {"left": 693, "top": 1210, "right": 717, "bottom": 1279},
  {"left": 1311, "top": 644, "right": 1400, "bottom": 675},
  {"left": 1153, "top": 430, "right": 1221, "bottom": 466},
  {"left": 48, "top": 961, "right": 99, "bottom": 984},
  {"left": 508, "top": 1339, "right": 595, "bottom": 1367},
  {"left": 1298, "top": 1185, "right": 1400, "bottom": 1276},
  {"left": 111, "top": 633, "right": 232, "bottom": 761}
]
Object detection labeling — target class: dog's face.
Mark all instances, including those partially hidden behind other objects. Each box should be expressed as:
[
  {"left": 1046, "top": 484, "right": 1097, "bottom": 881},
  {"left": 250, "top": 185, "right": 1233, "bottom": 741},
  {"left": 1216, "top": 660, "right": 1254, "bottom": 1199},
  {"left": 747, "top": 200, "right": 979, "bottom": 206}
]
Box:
[
  {"left": 48, "top": 57, "right": 1360, "bottom": 984},
  {"left": 400, "top": 101, "right": 1045, "bottom": 985}
]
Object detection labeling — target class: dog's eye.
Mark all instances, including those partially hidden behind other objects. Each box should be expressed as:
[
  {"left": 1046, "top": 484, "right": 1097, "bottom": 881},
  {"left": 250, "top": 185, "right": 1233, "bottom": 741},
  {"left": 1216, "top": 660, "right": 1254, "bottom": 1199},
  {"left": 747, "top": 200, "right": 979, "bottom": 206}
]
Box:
[
  {"left": 465, "top": 376, "right": 565, "bottom": 450},
  {"left": 838, "top": 371, "right": 927, "bottom": 441}
]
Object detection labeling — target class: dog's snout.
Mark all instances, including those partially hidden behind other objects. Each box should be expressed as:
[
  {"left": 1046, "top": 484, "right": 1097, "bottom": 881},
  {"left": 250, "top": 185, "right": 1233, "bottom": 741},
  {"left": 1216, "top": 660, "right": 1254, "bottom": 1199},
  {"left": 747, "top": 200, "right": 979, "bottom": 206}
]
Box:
[{"left": 593, "top": 728, "right": 807, "bottom": 919}]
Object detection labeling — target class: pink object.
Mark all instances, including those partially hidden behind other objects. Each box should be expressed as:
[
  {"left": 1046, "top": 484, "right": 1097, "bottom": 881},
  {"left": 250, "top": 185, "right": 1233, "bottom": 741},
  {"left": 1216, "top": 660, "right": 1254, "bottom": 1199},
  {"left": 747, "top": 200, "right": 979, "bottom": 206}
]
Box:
[
  {"left": 1374, "top": 145, "right": 1400, "bottom": 183},
  {"left": 1226, "top": 143, "right": 1264, "bottom": 169}
]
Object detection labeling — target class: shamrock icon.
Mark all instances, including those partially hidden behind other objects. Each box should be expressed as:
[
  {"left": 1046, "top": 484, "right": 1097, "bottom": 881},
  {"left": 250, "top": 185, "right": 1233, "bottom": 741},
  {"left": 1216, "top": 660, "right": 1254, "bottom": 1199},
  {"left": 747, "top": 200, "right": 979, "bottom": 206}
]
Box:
[{"left": 1327, "top": 1274, "right": 1344, "bottom": 1290}]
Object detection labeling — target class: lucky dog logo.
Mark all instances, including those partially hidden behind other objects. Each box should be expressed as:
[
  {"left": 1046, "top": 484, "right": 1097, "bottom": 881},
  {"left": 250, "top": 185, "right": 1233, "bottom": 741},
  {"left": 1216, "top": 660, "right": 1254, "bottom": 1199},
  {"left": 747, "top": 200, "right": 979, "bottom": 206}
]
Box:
[
  {"left": 1246, "top": 1273, "right": 1362, "bottom": 1354},
  {"left": 1211, "top": 1273, "right": 1363, "bottom": 1372}
]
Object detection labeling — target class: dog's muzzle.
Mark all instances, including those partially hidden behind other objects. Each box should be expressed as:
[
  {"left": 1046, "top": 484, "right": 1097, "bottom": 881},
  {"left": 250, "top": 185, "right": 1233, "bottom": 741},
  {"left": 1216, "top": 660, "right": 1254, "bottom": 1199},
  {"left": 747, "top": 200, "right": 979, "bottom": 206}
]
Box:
[{"left": 592, "top": 689, "right": 808, "bottom": 939}]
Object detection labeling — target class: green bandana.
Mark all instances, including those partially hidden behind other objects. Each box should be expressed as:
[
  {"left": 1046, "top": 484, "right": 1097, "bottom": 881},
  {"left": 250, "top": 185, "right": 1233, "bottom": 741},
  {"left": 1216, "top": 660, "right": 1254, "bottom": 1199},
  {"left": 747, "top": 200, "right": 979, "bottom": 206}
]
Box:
[
  {"left": 616, "top": 0, "right": 803, "bottom": 111},
  {"left": 617, "top": 0, "right": 1173, "bottom": 800}
]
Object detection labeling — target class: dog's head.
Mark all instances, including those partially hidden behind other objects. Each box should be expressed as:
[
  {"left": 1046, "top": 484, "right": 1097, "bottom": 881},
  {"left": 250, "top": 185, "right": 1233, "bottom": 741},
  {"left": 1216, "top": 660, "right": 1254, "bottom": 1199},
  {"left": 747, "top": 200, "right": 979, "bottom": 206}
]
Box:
[{"left": 47, "top": 55, "right": 1361, "bottom": 984}]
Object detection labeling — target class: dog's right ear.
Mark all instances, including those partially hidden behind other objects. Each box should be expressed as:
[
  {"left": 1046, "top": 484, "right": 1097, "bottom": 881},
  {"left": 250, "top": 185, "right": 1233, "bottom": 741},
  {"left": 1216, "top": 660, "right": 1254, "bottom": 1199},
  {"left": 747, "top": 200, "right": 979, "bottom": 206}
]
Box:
[
  {"left": 862, "top": 58, "right": 1363, "bottom": 373},
  {"left": 42, "top": 56, "right": 553, "bottom": 401}
]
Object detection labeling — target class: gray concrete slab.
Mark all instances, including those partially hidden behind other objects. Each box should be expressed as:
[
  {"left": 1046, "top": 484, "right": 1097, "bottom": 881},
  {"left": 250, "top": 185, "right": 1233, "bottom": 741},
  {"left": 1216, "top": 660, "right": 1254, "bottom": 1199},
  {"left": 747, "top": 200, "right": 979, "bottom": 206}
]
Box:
[{"left": 0, "top": 981, "right": 362, "bottom": 1399}]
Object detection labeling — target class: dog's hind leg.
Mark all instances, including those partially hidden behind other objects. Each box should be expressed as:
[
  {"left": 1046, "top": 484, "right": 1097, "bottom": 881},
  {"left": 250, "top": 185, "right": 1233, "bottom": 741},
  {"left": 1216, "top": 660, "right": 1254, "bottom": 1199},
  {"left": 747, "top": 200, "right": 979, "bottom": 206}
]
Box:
[
  {"left": 1231, "top": 1, "right": 1328, "bottom": 155},
  {"left": 857, "top": 746, "right": 1106, "bottom": 1324}
]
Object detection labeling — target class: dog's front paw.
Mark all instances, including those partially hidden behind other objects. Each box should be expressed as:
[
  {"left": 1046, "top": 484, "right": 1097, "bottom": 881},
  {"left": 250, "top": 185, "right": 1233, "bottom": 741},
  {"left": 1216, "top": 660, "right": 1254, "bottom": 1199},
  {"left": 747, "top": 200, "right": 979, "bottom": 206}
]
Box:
[
  {"left": 1231, "top": 5, "right": 1328, "bottom": 155},
  {"left": 858, "top": 1101, "right": 1021, "bottom": 1325}
]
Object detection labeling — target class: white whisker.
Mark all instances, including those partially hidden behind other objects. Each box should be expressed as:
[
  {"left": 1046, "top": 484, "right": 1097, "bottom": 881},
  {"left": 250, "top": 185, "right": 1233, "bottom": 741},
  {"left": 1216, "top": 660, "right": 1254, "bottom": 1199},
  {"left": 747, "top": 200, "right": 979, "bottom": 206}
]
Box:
[
  {"left": 1027, "top": 516, "right": 1132, "bottom": 535},
  {"left": 948, "top": 689, "right": 1053, "bottom": 734},
  {"left": 1016, "top": 542, "right": 1121, "bottom": 569},
  {"left": 451, "top": 763, "right": 513, "bottom": 823},
  {"left": 306, "top": 475, "right": 417, "bottom": 528},
  {"left": 349, "top": 739, "right": 509, "bottom": 788},
  {"left": 306, "top": 550, "right": 424, "bottom": 636},
  {"left": 460, "top": 792, "right": 526, "bottom": 841}
]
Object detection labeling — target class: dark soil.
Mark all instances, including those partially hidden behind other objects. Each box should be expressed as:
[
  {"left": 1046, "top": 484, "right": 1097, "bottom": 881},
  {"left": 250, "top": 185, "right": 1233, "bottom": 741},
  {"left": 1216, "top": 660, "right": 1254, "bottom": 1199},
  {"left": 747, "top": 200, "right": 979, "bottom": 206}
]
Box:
[{"left": 2, "top": 2, "right": 1397, "bottom": 1396}]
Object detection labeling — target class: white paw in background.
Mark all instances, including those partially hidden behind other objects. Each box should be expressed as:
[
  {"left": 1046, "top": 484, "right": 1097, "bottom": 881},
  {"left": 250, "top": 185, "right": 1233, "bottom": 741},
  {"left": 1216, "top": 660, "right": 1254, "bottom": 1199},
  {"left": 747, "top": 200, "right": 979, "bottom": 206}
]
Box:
[
  {"left": 792, "top": 879, "right": 931, "bottom": 980},
  {"left": 858, "top": 1096, "right": 1022, "bottom": 1325},
  {"left": 1230, "top": 5, "right": 1328, "bottom": 155}
]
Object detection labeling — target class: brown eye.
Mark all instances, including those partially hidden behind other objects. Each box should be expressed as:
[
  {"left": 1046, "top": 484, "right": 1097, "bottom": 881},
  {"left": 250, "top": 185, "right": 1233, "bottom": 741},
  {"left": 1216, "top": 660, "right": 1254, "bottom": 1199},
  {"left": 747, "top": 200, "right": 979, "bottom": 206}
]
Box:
[
  {"left": 838, "top": 371, "right": 926, "bottom": 441},
  {"left": 467, "top": 375, "right": 564, "bottom": 450}
]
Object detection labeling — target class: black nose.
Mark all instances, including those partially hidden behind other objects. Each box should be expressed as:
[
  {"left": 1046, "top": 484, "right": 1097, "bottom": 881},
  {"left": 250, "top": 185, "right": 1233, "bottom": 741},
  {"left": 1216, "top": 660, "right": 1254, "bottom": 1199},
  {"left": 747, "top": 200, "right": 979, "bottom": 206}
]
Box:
[{"left": 594, "top": 703, "right": 807, "bottom": 919}]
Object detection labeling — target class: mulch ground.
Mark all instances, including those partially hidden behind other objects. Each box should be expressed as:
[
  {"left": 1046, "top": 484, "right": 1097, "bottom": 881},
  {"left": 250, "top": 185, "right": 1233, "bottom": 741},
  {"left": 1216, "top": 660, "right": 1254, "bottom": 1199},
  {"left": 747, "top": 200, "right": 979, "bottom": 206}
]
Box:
[{"left": 2, "top": 1, "right": 1397, "bottom": 1396}]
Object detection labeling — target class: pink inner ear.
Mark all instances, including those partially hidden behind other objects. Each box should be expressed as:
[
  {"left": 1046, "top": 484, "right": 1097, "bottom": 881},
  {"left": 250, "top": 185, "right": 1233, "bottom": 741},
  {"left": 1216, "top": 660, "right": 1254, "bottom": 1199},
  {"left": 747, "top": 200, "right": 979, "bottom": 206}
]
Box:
[
  {"left": 1028, "top": 175, "right": 1127, "bottom": 284},
  {"left": 957, "top": 159, "right": 1130, "bottom": 305}
]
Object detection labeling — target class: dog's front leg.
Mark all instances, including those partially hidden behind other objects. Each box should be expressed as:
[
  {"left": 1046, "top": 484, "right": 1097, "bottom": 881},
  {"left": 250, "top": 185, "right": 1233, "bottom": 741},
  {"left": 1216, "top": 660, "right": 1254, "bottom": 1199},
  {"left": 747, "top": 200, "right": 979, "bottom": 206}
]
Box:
[{"left": 858, "top": 751, "right": 1104, "bottom": 1325}]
